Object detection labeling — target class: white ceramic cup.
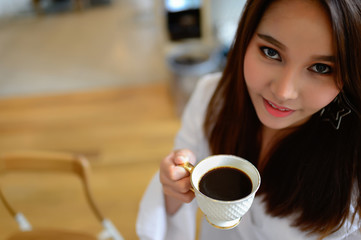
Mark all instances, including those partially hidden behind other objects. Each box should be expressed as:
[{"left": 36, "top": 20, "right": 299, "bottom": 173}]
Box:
[{"left": 181, "top": 154, "right": 261, "bottom": 229}]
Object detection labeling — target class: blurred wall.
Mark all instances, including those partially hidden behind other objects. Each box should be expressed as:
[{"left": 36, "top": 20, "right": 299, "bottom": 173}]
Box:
[
  {"left": 210, "top": 0, "right": 246, "bottom": 49},
  {"left": 0, "top": 0, "right": 30, "bottom": 18}
]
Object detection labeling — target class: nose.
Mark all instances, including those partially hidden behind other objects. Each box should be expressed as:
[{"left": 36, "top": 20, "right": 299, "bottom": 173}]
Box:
[{"left": 270, "top": 67, "right": 299, "bottom": 101}]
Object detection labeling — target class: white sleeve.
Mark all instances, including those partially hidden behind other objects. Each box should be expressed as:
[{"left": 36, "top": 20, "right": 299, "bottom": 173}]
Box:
[
  {"left": 344, "top": 230, "right": 361, "bottom": 240},
  {"left": 136, "top": 172, "right": 198, "bottom": 240},
  {"left": 327, "top": 185, "right": 361, "bottom": 240},
  {"left": 136, "top": 172, "right": 167, "bottom": 240},
  {"left": 342, "top": 190, "right": 361, "bottom": 240},
  {"left": 136, "top": 73, "right": 221, "bottom": 240}
]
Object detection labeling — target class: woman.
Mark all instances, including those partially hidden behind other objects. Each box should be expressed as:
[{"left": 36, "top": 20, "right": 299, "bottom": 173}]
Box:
[{"left": 137, "top": 0, "right": 361, "bottom": 239}]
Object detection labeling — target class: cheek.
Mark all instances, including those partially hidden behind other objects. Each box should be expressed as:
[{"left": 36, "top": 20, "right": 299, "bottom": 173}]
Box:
[
  {"left": 303, "top": 86, "right": 340, "bottom": 112},
  {"left": 244, "top": 48, "right": 262, "bottom": 90}
]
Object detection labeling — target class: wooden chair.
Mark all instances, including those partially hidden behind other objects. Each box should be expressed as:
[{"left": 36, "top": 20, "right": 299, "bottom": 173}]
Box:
[{"left": 0, "top": 151, "right": 124, "bottom": 240}]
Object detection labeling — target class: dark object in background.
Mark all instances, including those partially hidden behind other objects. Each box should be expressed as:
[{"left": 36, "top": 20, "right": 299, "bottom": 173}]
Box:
[
  {"left": 32, "top": 0, "right": 111, "bottom": 15},
  {"left": 89, "top": 0, "right": 112, "bottom": 5},
  {"left": 167, "top": 43, "right": 222, "bottom": 116},
  {"left": 166, "top": 8, "right": 201, "bottom": 41}
]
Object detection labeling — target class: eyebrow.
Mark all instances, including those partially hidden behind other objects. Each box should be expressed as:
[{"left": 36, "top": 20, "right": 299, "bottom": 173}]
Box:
[
  {"left": 257, "top": 33, "right": 335, "bottom": 63},
  {"left": 257, "top": 33, "right": 286, "bottom": 50},
  {"left": 312, "top": 55, "right": 335, "bottom": 63}
]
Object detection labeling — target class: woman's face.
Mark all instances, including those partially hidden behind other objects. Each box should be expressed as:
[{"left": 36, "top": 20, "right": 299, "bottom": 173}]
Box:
[{"left": 244, "top": 0, "right": 340, "bottom": 130}]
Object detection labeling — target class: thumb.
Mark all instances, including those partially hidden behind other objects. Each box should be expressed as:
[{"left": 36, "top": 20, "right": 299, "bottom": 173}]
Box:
[{"left": 173, "top": 149, "right": 196, "bottom": 166}]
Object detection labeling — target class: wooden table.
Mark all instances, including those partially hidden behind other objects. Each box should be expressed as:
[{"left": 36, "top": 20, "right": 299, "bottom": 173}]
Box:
[{"left": 0, "top": 83, "right": 180, "bottom": 240}]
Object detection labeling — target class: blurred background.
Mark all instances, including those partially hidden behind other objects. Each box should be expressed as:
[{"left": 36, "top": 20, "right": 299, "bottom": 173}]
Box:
[{"left": 0, "top": 0, "right": 245, "bottom": 239}]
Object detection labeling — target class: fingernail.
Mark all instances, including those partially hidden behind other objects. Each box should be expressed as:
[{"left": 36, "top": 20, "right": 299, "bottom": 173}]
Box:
[{"left": 178, "top": 155, "right": 189, "bottom": 163}]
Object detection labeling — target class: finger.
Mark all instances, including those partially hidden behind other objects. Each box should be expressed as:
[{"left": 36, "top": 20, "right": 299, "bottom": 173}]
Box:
[
  {"left": 173, "top": 149, "right": 196, "bottom": 165},
  {"left": 170, "top": 165, "right": 190, "bottom": 181},
  {"left": 160, "top": 175, "right": 192, "bottom": 194},
  {"left": 163, "top": 186, "right": 195, "bottom": 203},
  {"left": 160, "top": 151, "right": 191, "bottom": 181}
]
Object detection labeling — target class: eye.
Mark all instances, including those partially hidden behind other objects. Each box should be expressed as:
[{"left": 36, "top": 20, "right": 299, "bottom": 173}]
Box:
[
  {"left": 260, "top": 47, "right": 281, "bottom": 61},
  {"left": 309, "top": 63, "right": 332, "bottom": 74}
]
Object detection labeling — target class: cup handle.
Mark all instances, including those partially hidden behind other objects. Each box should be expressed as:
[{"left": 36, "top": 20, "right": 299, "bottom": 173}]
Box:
[
  {"left": 180, "top": 161, "right": 194, "bottom": 174},
  {"left": 179, "top": 161, "right": 195, "bottom": 192}
]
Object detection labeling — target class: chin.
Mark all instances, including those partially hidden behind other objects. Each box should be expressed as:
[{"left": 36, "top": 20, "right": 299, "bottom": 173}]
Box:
[
  {"left": 257, "top": 113, "right": 298, "bottom": 130},
  {"left": 260, "top": 115, "right": 311, "bottom": 130}
]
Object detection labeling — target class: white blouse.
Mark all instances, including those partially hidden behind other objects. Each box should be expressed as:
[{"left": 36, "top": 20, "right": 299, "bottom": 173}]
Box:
[{"left": 136, "top": 73, "right": 361, "bottom": 240}]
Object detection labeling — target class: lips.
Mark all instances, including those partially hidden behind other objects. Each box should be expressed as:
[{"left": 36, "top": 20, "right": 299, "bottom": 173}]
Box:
[{"left": 263, "top": 98, "right": 295, "bottom": 117}]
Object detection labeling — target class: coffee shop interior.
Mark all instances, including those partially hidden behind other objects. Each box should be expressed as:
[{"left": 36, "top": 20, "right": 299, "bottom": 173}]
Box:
[{"left": 0, "top": 0, "right": 245, "bottom": 239}]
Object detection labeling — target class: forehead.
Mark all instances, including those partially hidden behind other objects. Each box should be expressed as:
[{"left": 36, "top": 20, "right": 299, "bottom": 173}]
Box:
[{"left": 256, "top": 0, "right": 334, "bottom": 54}]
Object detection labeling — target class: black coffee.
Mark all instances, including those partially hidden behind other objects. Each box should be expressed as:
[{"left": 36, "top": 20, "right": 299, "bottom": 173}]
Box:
[{"left": 199, "top": 167, "right": 252, "bottom": 201}]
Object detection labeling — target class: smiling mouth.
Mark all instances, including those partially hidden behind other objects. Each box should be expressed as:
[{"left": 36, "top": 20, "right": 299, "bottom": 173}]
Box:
[
  {"left": 266, "top": 100, "right": 292, "bottom": 112},
  {"left": 263, "top": 98, "right": 295, "bottom": 117}
]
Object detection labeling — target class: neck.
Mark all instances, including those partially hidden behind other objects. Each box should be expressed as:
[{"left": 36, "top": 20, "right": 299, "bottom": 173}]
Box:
[{"left": 258, "top": 126, "right": 292, "bottom": 170}]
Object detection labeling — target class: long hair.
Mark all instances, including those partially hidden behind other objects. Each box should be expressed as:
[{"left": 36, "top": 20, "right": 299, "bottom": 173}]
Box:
[{"left": 204, "top": 0, "right": 361, "bottom": 237}]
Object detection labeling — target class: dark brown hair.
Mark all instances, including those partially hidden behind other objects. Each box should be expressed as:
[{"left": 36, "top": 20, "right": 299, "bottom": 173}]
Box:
[{"left": 204, "top": 0, "right": 361, "bottom": 237}]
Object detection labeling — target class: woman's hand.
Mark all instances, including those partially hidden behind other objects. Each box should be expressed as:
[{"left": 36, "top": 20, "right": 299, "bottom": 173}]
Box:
[{"left": 159, "top": 149, "right": 196, "bottom": 214}]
